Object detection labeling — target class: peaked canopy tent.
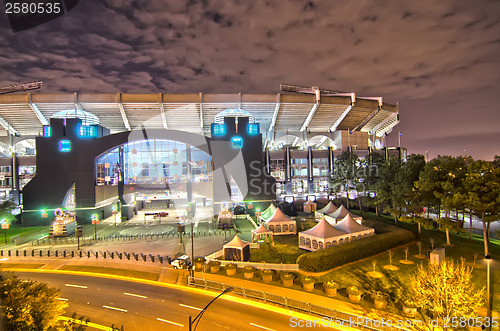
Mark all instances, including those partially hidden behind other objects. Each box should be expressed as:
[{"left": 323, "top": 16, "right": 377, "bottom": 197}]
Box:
[
  {"left": 325, "top": 205, "right": 362, "bottom": 224},
  {"left": 303, "top": 200, "right": 317, "bottom": 213},
  {"left": 334, "top": 214, "right": 375, "bottom": 240},
  {"left": 260, "top": 203, "right": 277, "bottom": 220},
  {"left": 317, "top": 201, "right": 337, "bottom": 214},
  {"left": 259, "top": 207, "right": 296, "bottom": 235},
  {"left": 251, "top": 223, "right": 273, "bottom": 243},
  {"left": 299, "top": 217, "right": 350, "bottom": 251},
  {"left": 223, "top": 234, "right": 250, "bottom": 261}
]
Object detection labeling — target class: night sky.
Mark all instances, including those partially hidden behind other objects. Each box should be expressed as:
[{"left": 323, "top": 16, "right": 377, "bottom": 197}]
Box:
[{"left": 1, "top": 0, "right": 499, "bottom": 160}]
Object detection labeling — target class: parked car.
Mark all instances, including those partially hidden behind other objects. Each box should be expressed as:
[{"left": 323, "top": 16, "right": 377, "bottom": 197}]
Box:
[{"left": 171, "top": 255, "right": 191, "bottom": 269}]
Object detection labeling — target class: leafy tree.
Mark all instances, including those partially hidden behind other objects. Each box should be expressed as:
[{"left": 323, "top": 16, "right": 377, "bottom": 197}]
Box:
[
  {"left": 493, "top": 155, "right": 500, "bottom": 169},
  {"left": 463, "top": 160, "right": 500, "bottom": 256},
  {"left": 399, "top": 215, "right": 433, "bottom": 235},
  {"left": 0, "top": 274, "right": 67, "bottom": 330},
  {"left": 0, "top": 199, "right": 16, "bottom": 223},
  {"left": 331, "top": 151, "right": 361, "bottom": 208},
  {"left": 373, "top": 156, "right": 401, "bottom": 224},
  {"left": 436, "top": 217, "right": 461, "bottom": 246},
  {"left": 411, "top": 258, "right": 484, "bottom": 323}
]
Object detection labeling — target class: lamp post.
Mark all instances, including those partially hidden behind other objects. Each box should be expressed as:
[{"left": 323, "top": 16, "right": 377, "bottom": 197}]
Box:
[
  {"left": 188, "top": 287, "right": 233, "bottom": 331},
  {"left": 191, "top": 218, "right": 194, "bottom": 278},
  {"left": 485, "top": 255, "right": 492, "bottom": 331}
]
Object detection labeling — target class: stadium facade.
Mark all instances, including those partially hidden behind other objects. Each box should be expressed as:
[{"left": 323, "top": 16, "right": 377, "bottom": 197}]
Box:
[{"left": 0, "top": 92, "right": 400, "bottom": 225}]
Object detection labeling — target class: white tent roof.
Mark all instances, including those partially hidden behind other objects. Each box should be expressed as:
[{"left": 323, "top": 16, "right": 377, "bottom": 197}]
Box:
[
  {"left": 317, "top": 201, "right": 337, "bottom": 214},
  {"left": 264, "top": 208, "right": 295, "bottom": 224},
  {"left": 300, "top": 218, "right": 348, "bottom": 239},
  {"left": 334, "top": 214, "right": 373, "bottom": 234},
  {"left": 252, "top": 223, "right": 272, "bottom": 235},
  {"left": 327, "top": 205, "right": 361, "bottom": 221},
  {"left": 223, "top": 234, "right": 250, "bottom": 249},
  {"left": 260, "top": 204, "right": 278, "bottom": 221}
]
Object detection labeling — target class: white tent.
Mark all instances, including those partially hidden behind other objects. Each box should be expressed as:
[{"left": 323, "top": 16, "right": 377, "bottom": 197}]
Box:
[
  {"left": 260, "top": 207, "right": 296, "bottom": 235},
  {"left": 223, "top": 234, "right": 251, "bottom": 261},
  {"left": 334, "top": 214, "right": 375, "bottom": 241},
  {"left": 303, "top": 200, "right": 317, "bottom": 213},
  {"left": 317, "top": 201, "right": 337, "bottom": 214},
  {"left": 299, "top": 218, "right": 350, "bottom": 251},
  {"left": 251, "top": 223, "right": 273, "bottom": 243},
  {"left": 326, "top": 205, "right": 362, "bottom": 224}
]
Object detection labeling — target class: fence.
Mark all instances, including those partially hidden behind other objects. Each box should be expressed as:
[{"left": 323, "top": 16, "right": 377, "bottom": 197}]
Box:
[
  {"left": 188, "top": 277, "right": 406, "bottom": 331},
  {"left": 31, "top": 229, "right": 236, "bottom": 246},
  {"left": 0, "top": 248, "right": 171, "bottom": 264}
]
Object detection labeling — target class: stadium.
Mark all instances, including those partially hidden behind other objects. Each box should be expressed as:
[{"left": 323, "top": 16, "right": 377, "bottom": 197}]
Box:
[{"left": 0, "top": 86, "right": 400, "bottom": 225}]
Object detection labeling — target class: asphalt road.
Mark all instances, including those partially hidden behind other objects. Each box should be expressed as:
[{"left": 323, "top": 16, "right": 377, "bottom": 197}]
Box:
[{"left": 14, "top": 272, "right": 336, "bottom": 331}]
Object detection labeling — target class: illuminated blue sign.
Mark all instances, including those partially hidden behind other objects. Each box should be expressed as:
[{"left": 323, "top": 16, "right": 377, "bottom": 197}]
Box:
[
  {"left": 42, "top": 126, "right": 52, "bottom": 137},
  {"left": 211, "top": 123, "right": 226, "bottom": 136},
  {"left": 78, "top": 125, "right": 98, "bottom": 138},
  {"left": 58, "top": 140, "right": 71, "bottom": 152},
  {"left": 248, "top": 123, "right": 260, "bottom": 135},
  {"left": 231, "top": 136, "right": 243, "bottom": 149}
]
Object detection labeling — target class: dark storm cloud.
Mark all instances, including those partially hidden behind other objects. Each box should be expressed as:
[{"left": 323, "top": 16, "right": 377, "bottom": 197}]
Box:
[{"left": 0, "top": 0, "right": 499, "bottom": 159}]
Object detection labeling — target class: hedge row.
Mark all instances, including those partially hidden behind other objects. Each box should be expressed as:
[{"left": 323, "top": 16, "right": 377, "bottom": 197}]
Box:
[{"left": 297, "top": 223, "right": 415, "bottom": 272}]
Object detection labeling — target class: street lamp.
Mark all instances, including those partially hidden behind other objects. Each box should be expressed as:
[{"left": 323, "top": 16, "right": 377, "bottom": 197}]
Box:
[
  {"left": 485, "top": 255, "right": 492, "bottom": 331},
  {"left": 188, "top": 287, "right": 233, "bottom": 331}
]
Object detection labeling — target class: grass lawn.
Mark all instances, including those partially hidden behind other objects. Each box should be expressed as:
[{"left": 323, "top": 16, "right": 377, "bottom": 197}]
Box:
[
  {"left": 0, "top": 225, "right": 48, "bottom": 244},
  {"left": 58, "top": 265, "right": 159, "bottom": 281},
  {"left": 248, "top": 210, "right": 500, "bottom": 313},
  {"left": 0, "top": 263, "right": 45, "bottom": 269}
]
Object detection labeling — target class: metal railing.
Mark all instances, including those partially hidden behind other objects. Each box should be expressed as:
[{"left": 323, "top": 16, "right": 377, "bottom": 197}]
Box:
[
  {"left": 188, "top": 277, "right": 408, "bottom": 331},
  {"left": 30, "top": 229, "right": 235, "bottom": 246},
  {"left": 1, "top": 248, "right": 171, "bottom": 264}
]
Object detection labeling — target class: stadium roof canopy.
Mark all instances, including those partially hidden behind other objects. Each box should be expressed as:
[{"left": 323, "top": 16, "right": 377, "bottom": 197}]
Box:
[{"left": 0, "top": 93, "right": 398, "bottom": 139}]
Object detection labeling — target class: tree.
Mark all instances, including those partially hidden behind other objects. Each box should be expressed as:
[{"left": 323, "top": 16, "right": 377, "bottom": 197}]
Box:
[
  {"left": 0, "top": 274, "right": 67, "bottom": 330},
  {"left": 0, "top": 199, "right": 16, "bottom": 223},
  {"left": 493, "top": 155, "right": 500, "bottom": 169},
  {"left": 331, "top": 151, "right": 360, "bottom": 208},
  {"left": 411, "top": 258, "right": 485, "bottom": 324},
  {"left": 464, "top": 160, "right": 500, "bottom": 256}
]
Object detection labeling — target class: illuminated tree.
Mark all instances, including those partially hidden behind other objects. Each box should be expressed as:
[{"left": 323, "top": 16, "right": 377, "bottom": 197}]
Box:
[
  {"left": 0, "top": 274, "right": 67, "bottom": 330},
  {"left": 463, "top": 160, "right": 500, "bottom": 256},
  {"left": 410, "top": 258, "right": 484, "bottom": 321}
]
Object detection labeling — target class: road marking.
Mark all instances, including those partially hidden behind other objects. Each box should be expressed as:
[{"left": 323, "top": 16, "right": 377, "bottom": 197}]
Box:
[
  {"left": 179, "top": 303, "right": 202, "bottom": 311},
  {"left": 157, "top": 318, "right": 184, "bottom": 327},
  {"left": 57, "top": 298, "right": 68, "bottom": 301},
  {"left": 103, "top": 305, "right": 127, "bottom": 313},
  {"left": 250, "top": 323, "right": 276, "bottom": 331},
  {"left": 123, "top": 292, "right": 147, "bottom": 299},
  {"left": 65, "top": 284, "right": 88, "bottom": 289}
]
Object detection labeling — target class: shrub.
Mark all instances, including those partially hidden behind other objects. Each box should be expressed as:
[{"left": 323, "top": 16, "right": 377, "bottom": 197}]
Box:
[
  {"left": 261, "top": 269, "right": 274, "bottom": 275},
  {"left": 194, "top": 257, "right": 206, "bottom": 264},
  {"left": 347, "top": 286, "right": 362, "bottom": 296},
  {"left": 302, "top": 276, "right": 315, "bottom": 284},
  {"left": 297, "top": 224, "right": 415, "bottom": 272},
  {"left": 208, "top": 260, "right": 221, "bottom": 267},
  {"left": 281, "top": 272, "right": 295, "bottom": 280},
  {"left": 243, "top": 266, "right": 255, "bottom": 273},
  {"left": 225, "top": 263, "right": 237, "bottom": 270},
  {"left": 324, "top": 281, "right": 339, "bottom": 289}
]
